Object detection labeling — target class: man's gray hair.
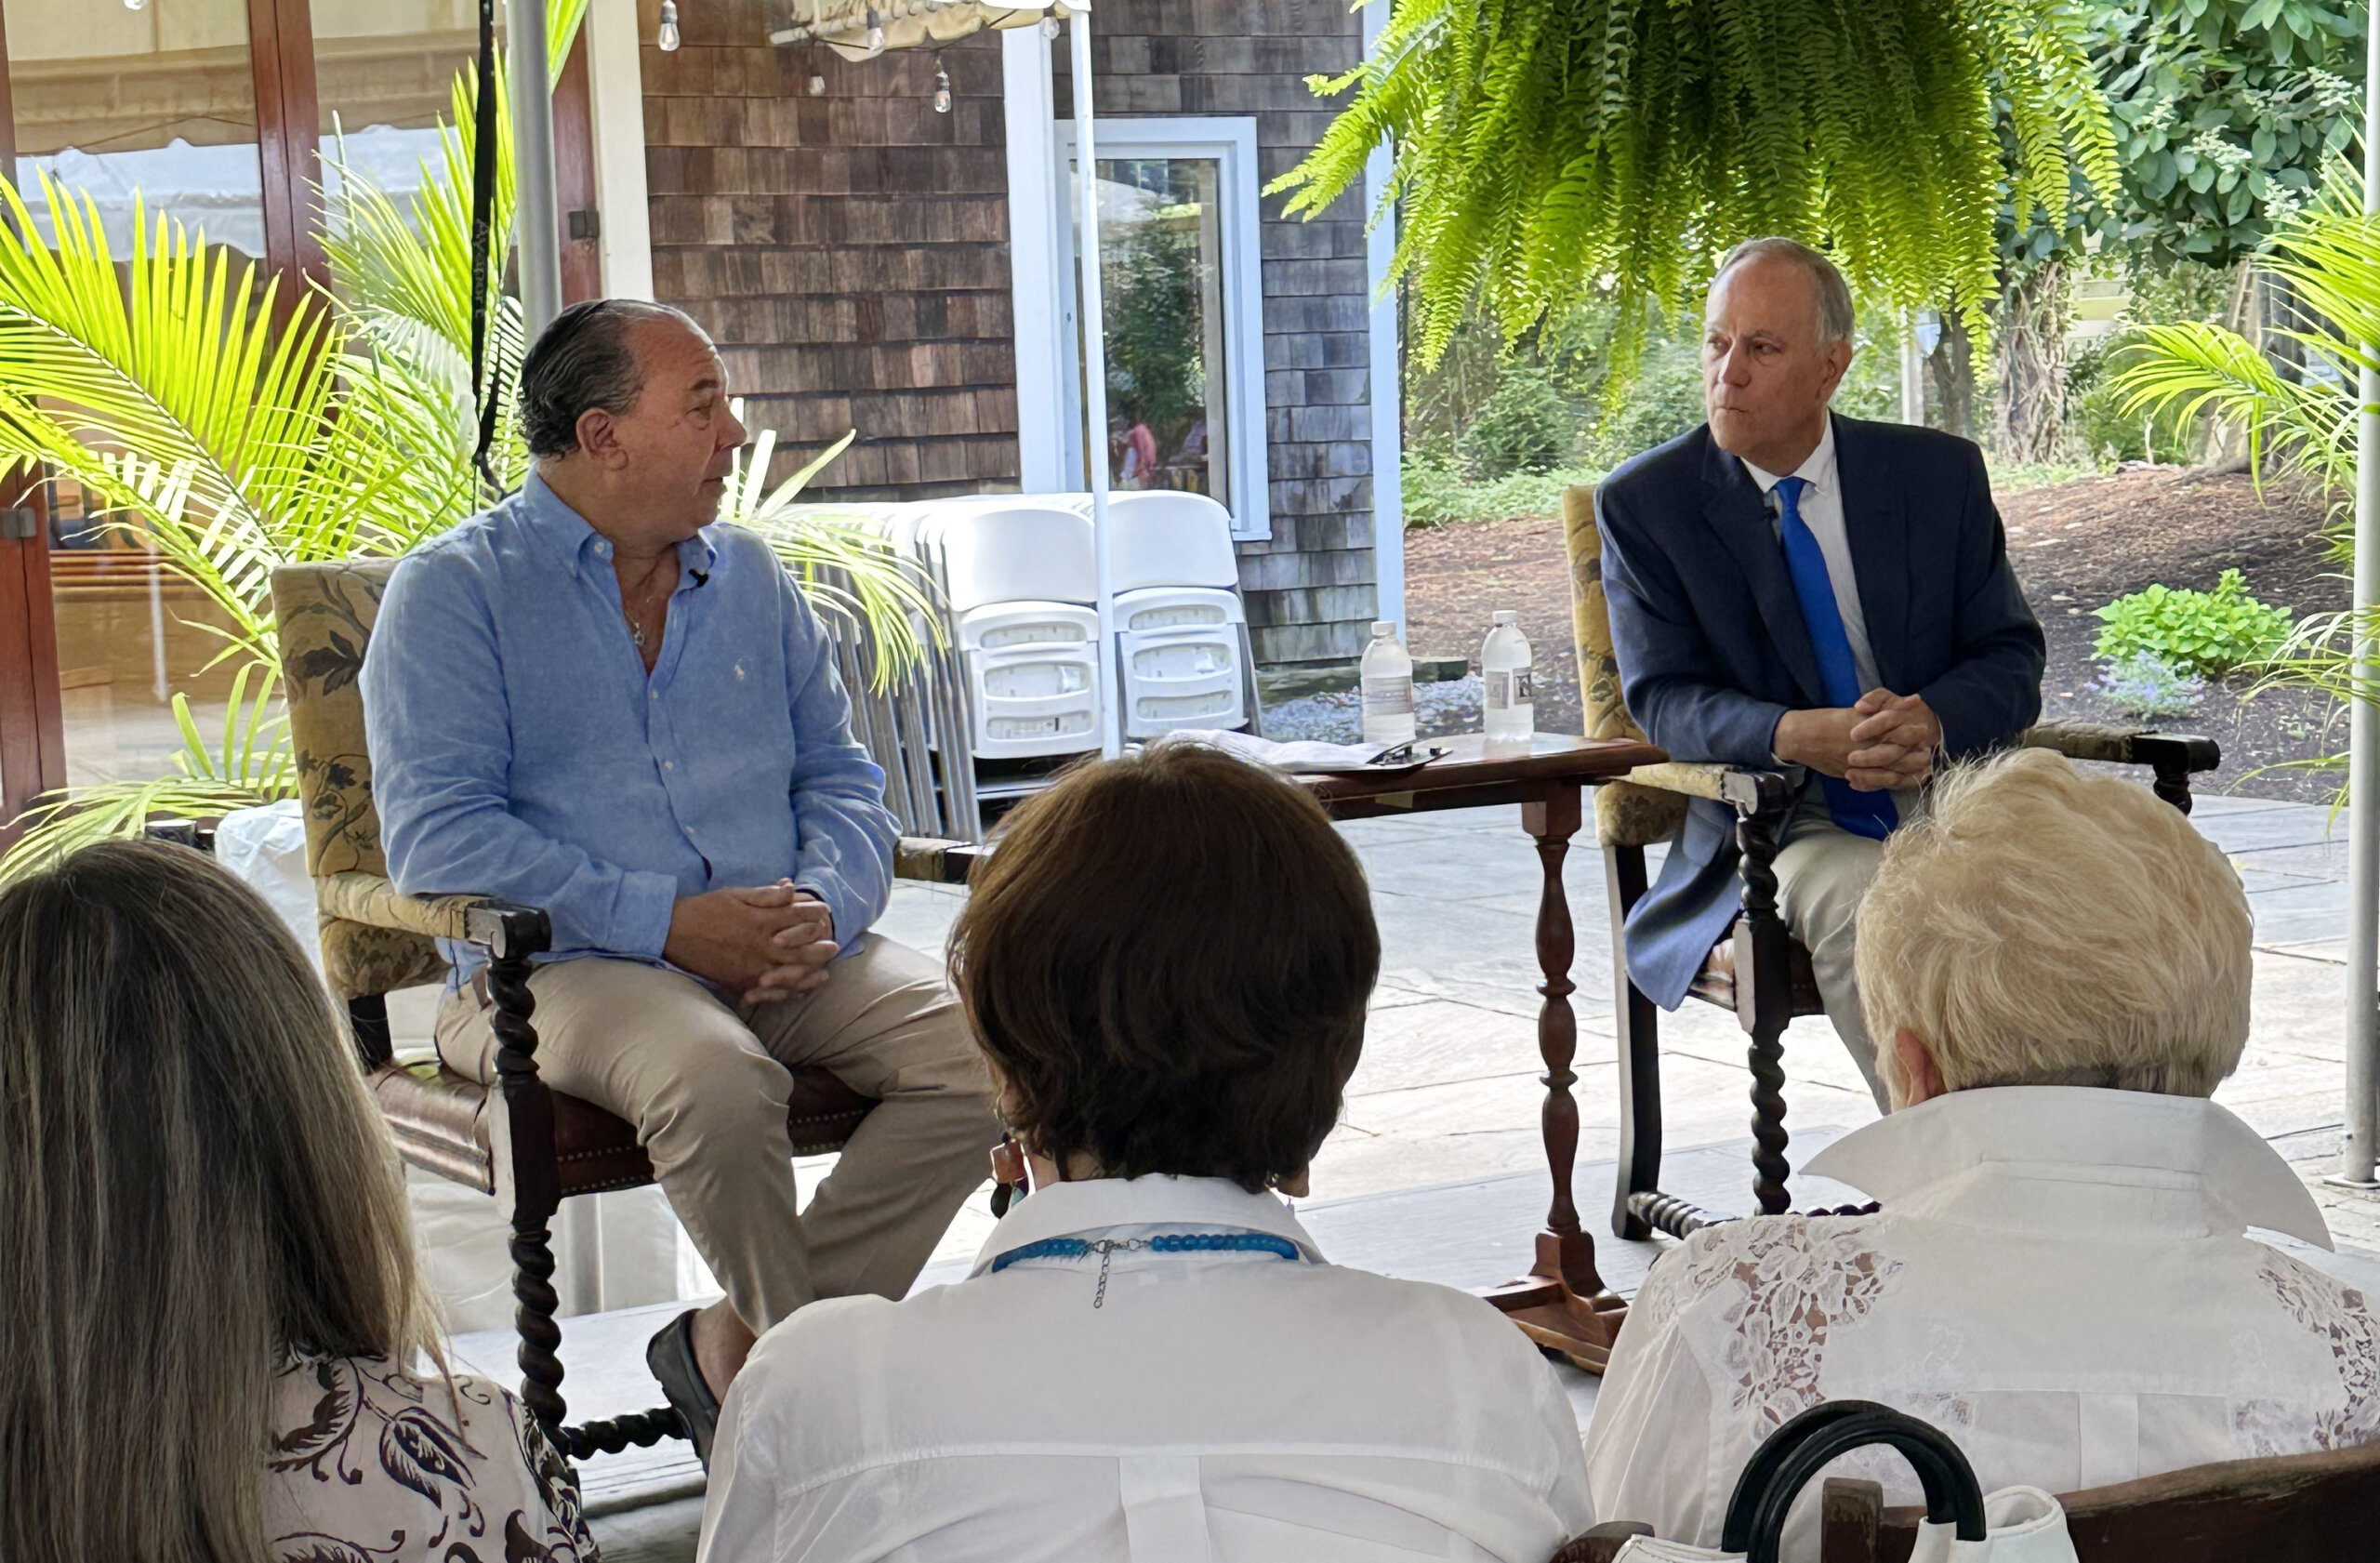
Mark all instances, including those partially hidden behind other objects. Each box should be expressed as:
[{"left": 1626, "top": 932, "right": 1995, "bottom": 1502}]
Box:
[
  {"left": 1712, "top": 237, "right": 1856, "bottom": 346},
  {"left": 518, "top": 298, "right": 705, "bottom": 459}
]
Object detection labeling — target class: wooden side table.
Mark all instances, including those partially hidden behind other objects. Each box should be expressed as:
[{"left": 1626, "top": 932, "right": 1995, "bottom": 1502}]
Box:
[{"left": 1302, "top": 733, "right": 1665, "bottom": 1371}]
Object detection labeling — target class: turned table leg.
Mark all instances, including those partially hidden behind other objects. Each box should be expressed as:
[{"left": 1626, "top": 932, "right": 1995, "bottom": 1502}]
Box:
[{"left": 1520, "top": 784, "right": 1610, "bottom": 1300}]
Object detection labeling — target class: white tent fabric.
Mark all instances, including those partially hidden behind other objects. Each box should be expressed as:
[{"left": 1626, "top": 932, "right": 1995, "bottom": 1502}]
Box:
[{"left": 774, "top": 0, "right": 1067, "bottom": 63}]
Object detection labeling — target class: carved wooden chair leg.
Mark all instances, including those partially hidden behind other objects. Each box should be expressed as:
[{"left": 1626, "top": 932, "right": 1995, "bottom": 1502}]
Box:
[
  {"left": 1735, "top": 807, "right": 1795, "bottom": 1217},
  {"left": 1606, "top": 841, "right": 1665, "bottom": 1242},
  {"left": 469, "top": 906, "right": 569, "bottom": 1440}
]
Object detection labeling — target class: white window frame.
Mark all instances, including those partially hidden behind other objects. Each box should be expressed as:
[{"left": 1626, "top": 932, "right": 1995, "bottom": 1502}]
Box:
[{"left": 1051, "top": 116, "right": 1271, "bottom": 541}]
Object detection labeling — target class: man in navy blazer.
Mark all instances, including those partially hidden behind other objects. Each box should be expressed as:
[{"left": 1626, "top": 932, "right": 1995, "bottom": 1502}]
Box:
[{"left": 1597, "top": 239, "right": 2043, "bottom": 1106}]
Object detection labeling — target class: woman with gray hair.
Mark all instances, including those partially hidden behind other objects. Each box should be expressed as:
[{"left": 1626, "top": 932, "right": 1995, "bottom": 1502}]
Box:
[
  {"left": 1583, "top": 748, "right": 2380, "bottom": 1555},
  {"left": 0, "top": 841, "right": 592, "bottom": 1563}
]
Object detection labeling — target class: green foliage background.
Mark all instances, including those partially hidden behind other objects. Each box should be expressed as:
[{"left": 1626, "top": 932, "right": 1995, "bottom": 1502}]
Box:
[{"left": 1276, "top": 0, "right": 2117, "bottom": 381}]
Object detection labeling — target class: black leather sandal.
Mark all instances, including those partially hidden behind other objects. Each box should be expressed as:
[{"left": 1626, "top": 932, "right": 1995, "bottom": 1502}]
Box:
[{"left": 644, "top": 1308, "right": 723, "bottom": 1467}]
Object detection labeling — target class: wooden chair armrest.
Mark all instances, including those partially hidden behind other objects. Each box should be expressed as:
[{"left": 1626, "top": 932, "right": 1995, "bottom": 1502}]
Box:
[
  {"left": 894, "top": 835, "right": 983, "bottom": 885},
  {"left": 1624, "top": 761, "right": 1795, "bottom": 815},
  {"left": 316, "top": 870, "right": 549, "bottom": 958},
  {"left": 2020, "top": 720, "right": 2220, "bottom": 774}
]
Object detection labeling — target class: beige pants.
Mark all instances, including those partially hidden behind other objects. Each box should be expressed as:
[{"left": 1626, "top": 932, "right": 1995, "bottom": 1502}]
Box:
[
  {"left": 1772, "top": 781, "right": 1911, "bottom": 1113},
  {"left": 436, "top": 935, "right": 999, "bottom": 1333}
]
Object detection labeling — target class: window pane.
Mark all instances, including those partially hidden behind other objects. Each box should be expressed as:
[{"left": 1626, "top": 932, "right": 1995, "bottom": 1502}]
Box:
[
  {"left": 7, "top": 0, "right": 268, "bottom": 261},
  {"left": 311, "top": 0, "right": 499, "bottom": 241},
  {"left": 1079, "top": 156, "right": 1228, "bottom": 504},
  {"left": 45, "top": 476, "right": 246, "bottom": 788},
  {"left": 8, "top": 0, "right": 264, "bottom": 787}
]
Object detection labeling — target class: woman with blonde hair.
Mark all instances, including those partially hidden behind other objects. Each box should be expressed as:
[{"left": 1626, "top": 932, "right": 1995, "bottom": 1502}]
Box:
[
  {"left": 0, "top": 840, "right": 591, "bottom": 1563},
  {"left": 1584, "top": 748, "right": 2378, "bottom": 1556}
]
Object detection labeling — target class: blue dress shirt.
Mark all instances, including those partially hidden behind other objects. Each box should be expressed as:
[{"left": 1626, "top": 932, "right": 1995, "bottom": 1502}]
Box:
[{"left": 362, "top": 473, "right": 897, "bottom": 986}]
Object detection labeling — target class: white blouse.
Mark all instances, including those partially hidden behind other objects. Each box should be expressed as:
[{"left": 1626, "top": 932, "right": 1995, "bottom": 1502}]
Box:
[
  {"left": 1584, "top": 1087, "right": 2379, "bottom": 1558},
  {"left": 265, "top": 1351, "right": 592, "bottom": 1562},
  {"left": 700, "top": 1174, "right": 1598, "bottom": 1562}
]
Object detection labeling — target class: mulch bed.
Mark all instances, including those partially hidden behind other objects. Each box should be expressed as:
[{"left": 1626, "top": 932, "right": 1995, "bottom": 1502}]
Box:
[{"left": 1402, "top": 466, "right": 2348, "bottom": 803}]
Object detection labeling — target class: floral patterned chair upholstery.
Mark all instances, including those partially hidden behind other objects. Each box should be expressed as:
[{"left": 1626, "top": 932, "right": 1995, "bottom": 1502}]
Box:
[
  {"left": 1560, "top": 485, "right": 2220, "bottom": 1242},
  {"left": 271, "top": 558, "right": 973, "bottom": 1462}
]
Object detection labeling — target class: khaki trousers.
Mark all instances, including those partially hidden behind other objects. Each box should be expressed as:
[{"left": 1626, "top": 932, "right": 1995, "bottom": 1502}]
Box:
[
  {"left": 1771, "top": 781, "right": 1912, "bottom": 1114},
  {"left": 435, "top": 935, "right": 998, "bottom": 1333}
]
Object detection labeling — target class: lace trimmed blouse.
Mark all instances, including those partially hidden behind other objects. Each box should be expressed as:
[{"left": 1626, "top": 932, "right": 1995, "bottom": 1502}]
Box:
[
  {"left": 1584, "top": 1087, "right": 2380, "bottom": 1558},
  {"left": 264, "top": 1351, "right": 593, "bottom": 1563}
]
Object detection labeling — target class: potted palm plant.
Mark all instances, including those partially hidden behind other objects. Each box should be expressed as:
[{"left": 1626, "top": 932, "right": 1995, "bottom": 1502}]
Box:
[{"left": 0, "top": 14, "right": 931, "bottom": 876}]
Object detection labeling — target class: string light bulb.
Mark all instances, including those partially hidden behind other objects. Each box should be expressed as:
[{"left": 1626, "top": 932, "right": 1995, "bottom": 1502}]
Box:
[
  {"left": 809, "top": 72, "right": 826, "bottom": 95},
  {"left": 864, "top": 7, "right": 884, "bottom": 51},
  {"left": 1038, "top": 14, "right": 1059, "bottom": 37},
  {"left": 125, "top": 0, "right": 148, "bottom": 10},
  {"left": 932, "top": 56, "right": 951, "bottom": 113},
  {"left": 656, "top": 0, "right": 681, "bottom": 49}
]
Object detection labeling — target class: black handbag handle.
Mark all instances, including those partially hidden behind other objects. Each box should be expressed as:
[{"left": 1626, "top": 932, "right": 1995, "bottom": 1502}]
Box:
[{"left": 1718, "top": 1400, "right": 1988, "bottom": 1563}]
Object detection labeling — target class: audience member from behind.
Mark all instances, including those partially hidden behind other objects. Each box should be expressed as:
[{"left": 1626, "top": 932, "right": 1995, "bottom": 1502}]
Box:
[
  {"left": 699, "top": 743, "right": 1597, "bottom": 1562},
  {"left": 1584, "top": 748, "right": 2376, "bottom": 1555},
  {"left": 0, "top": 841, "right": 591, "bottom": 1563}
]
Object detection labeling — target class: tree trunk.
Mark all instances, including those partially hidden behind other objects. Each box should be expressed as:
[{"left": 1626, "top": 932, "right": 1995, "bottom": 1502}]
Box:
[
  {"left": 1927, "top": 310, "right": 1977, "bottom": 443},
  {"left": 1993, "top": 262, "right": 2069, "bottom": 461}
]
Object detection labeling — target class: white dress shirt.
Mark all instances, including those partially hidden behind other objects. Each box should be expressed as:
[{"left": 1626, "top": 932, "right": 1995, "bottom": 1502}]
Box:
[
  {"left": 1740, "top": 417, "right": 1879, "bottom": 695},
  {"left": 1584, "top": 1088, "right": 2377, "bottom": 1558},
  {"left": 699, "top": 1174, "right": 1597, "bottom": 1563}
]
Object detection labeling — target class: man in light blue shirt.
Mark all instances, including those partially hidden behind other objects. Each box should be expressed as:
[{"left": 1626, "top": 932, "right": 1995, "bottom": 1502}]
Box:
[{"left": 363, "top": 299, "right": 998, "bottom": 1461}]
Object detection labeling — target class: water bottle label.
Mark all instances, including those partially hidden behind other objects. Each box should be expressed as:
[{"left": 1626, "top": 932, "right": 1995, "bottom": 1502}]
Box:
[
  {"left": 1486, "top": 669, "right": 1535, "bottom": 709},
  {"left": 1362, "top": 677, "right": 1414, "bottom": 717}
]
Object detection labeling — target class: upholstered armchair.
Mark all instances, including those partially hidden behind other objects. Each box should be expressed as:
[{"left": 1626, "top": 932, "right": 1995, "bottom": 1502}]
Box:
[
  {"left": 1559, "top": 486, "right": 2220, "bottom": 1241},
  {"left": 270, "top": 559, "right": 973, "bottom": 1462}
]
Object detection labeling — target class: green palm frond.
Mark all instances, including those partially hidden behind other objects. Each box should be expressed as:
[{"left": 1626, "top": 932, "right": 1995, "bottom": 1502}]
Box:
[
  {"left": 1274, "top": 0, "right": 2117, "bottom": 378},
  {"left": 0, "top": 664, "right": 293, "bottom": 879},
  {"left": 725, "top": 417, "right": 943, "bottom": 690},
  {"left": 2109, "top": 321, "right": 2357, "bottom": 501}
]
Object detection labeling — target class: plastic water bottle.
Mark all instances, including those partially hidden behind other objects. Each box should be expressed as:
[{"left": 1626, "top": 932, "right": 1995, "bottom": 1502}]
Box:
[
  {"left": 1360, "top": 620, "right": 1417, "bottom": 747},
  {"left": 1482, "top": 610, "right": 1534, "bottom": 743}
]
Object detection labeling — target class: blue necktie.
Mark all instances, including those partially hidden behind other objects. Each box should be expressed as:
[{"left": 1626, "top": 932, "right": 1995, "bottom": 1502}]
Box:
[{"left": 1773, "top": 475, "right": 1896, "bottom": 841}]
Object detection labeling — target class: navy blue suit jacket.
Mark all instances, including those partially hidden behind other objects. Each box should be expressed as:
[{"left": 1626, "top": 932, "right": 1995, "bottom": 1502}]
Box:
[{"left": 1597, "top": 415, "right": 2044, "bottom": 1009}]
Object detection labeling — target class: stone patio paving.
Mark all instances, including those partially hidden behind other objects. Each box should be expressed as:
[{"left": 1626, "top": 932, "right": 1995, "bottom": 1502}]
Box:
[{"left": 389, "top": 783, "right": 2376, "bottom": 1556}]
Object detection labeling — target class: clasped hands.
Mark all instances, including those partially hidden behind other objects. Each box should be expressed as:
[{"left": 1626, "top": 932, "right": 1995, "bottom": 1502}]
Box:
[
  {"left": 1773, "top": 688, "right": 1941, "bottom": 792},
  {"left": 664, "top": 881, "right": 839, "bottom": 1006}
]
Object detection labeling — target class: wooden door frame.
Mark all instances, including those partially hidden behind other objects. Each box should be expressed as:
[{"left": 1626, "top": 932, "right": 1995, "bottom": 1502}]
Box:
[{"left": 0, "top": 13, "right": 65, "bottom": 843}]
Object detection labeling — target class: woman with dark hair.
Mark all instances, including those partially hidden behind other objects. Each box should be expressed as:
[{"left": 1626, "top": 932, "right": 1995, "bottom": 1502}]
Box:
[
  {"left": 699, "top": 742, "right": 1595, "bottom": 1561},
  {"left": 0, "top": 841, "right": 591, "bottom": 1563}
]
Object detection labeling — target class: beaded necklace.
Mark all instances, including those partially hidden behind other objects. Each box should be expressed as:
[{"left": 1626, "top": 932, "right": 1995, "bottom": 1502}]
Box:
[{"left": 990, "top": 1232, "right": 1302, "bottom": 1308}]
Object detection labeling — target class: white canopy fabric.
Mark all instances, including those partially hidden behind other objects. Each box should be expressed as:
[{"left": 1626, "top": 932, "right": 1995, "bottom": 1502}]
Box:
[{"left": 774, "top": 0, "right": 1069, "bottom": 63}]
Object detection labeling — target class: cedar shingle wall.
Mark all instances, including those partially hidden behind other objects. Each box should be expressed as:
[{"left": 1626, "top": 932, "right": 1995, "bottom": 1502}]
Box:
[
  {"left": 1062, "top": 9, "right": 1382, "bottom": 668},
  {"left": 640, "top": 0, "right": 1382, "bottom": 667},
  {"left": 641, "top": 9, "right": 1019, "bottom": 497}
]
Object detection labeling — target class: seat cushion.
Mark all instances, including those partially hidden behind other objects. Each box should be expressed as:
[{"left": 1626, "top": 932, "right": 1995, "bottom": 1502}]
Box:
[
  {"left": 372, "top": 1059, "right": 875, "bottom": 1198},
  {"left": 1686, "top": 931, "right": 1825, "bottom": 1020}
]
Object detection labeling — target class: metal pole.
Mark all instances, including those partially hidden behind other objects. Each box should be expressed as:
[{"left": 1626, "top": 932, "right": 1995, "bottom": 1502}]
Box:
[
  {"left": 1068, "top": 7, "right": 1122, "bottom": 758},
  {"left": 2339, "top": 3, "right": 2380, "bottom": 1186},
  {"left": 1899, "top": 312, "right": 1925, "bottom": 426},
  {"left": 512, "top": 0, "right": 598, "bottom": 1306},
  {"left": 506, "top": 0, "right": 565, "bottom": 336}
]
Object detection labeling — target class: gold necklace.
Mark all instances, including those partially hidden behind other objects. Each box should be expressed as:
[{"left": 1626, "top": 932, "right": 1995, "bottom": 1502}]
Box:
[{"left": 621, "top": 556, "right": 674, "bottom": 650}]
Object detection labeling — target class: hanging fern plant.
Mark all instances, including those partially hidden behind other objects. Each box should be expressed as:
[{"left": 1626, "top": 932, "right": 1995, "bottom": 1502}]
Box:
[{"left": 1275, "top": 0, "right": 2121, "bottom": 376}]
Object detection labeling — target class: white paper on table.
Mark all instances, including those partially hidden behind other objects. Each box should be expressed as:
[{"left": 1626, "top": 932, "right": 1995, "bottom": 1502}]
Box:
[{"left": 1155, "top": 728, "right": 1393, "bottom": 773}]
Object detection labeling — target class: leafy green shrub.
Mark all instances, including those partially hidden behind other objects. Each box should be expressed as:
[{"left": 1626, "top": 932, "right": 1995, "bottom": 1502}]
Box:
[
  {"left": 1401, "top": 455, "right": 1604, "bottom": 527},
  {"left": 2069, "top": 331, "right": 2199, "bottom": 466},
  {"left": 2093, "top": 568, "right": 2292, "bottom": 677},
  {"left": 1584, "top": 337, "right": 1706, "bottom": 470},
  {"left": 2093, "top": 651, "right": 2205, "bottom": 720},
  {"left": 1461, "top": 364, "right": 1572, "bottom": 478}
]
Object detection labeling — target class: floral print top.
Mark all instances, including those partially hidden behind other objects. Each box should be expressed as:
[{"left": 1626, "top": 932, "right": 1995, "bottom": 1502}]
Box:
[{"left": 264, "top": 1352, "right": 593, "bottom": 1563}]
